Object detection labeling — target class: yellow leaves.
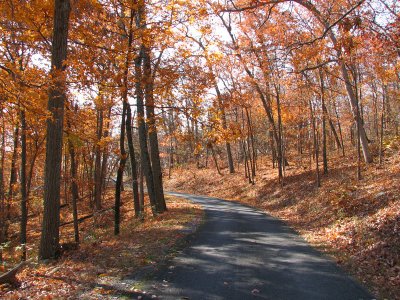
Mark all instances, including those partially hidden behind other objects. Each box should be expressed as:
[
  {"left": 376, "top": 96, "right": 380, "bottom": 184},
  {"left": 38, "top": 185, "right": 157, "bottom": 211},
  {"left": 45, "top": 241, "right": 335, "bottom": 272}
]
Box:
[
  {"left": 180, "top": 48, "right": 192, "bottom": 59},
  {"left": 194, "top": 142, "right": 203, "bottom": 155},
  {"left": 207, "top": 50, "right": 224, "bottom": 64},
  {"left": 188, "top": 15, "right": 196, "bottom": 25}
]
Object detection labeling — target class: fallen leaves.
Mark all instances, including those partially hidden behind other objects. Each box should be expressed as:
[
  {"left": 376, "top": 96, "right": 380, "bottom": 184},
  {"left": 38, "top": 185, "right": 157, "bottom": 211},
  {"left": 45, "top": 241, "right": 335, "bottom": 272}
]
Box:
[
  {"left": 0, "top": 195, "right": 203, "bottom": 299},
  {"left": 165, "top": 151, "right": 400, "bottom": 299}
]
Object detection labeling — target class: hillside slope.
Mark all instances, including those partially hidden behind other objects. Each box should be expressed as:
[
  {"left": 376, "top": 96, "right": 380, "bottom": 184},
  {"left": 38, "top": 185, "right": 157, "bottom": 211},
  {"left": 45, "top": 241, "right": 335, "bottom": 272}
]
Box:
[{"left": 165, "top": 152, "right": 400, "bottom": 299}]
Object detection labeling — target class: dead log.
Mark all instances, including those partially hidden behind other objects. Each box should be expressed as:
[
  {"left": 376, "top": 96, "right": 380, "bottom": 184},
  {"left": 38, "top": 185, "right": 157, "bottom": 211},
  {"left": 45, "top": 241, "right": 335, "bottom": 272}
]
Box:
[
  {"left": 59, "top": 205, "right": 115, "bottom": 227},
  {"left": 0, "top": 261, "right": 27, "bottom": 286}
]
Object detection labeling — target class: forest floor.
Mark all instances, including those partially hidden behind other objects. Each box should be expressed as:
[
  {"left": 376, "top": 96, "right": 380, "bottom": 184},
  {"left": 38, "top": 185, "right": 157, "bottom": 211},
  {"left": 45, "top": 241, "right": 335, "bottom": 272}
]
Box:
[
  {"left": 0, "top": 193, "right": 203, "bottom": 299},
  {"left": 164, "top": 146, "right": 400, "bottom": 300}
]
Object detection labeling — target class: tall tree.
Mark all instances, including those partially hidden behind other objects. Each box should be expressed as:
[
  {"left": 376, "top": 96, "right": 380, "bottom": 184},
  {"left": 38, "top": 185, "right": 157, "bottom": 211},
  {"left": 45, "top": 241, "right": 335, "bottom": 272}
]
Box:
[
  {"left": 39, "top": 0, "right": 71, "bottom": 259},
  {"left": 143, "top": 46, "right": 167, "bottom": 212}
]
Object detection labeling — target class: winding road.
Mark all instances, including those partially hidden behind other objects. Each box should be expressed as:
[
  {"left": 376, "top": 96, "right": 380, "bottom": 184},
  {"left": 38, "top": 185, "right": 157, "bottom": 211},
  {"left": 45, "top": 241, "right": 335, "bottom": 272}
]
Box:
[{"left": 144, "top": 192, "right": 373, "bottom": 300}]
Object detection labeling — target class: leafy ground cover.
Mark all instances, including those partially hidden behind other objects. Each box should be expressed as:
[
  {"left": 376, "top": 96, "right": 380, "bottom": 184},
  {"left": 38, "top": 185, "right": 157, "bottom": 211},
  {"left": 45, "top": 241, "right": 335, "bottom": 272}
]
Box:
[
  {"left": 165, "top": 150, "right": 400, "bottom": 300},
  {"left": 0, "top": 193, "right": 203, "bottom": 299}
]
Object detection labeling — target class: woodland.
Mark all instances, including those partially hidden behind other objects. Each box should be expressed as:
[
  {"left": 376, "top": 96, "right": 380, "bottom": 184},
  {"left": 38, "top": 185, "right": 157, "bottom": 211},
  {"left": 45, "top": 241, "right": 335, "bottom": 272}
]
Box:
[{"left": 0, "top": 0, "right": 399, "bottom": 298}]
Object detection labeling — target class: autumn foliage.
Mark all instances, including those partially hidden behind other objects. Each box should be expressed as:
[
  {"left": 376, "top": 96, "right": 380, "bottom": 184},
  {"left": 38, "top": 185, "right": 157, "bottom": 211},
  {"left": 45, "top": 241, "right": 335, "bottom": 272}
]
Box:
[{"left": 0, "top": 0, "right": 399, "bottom": 298}]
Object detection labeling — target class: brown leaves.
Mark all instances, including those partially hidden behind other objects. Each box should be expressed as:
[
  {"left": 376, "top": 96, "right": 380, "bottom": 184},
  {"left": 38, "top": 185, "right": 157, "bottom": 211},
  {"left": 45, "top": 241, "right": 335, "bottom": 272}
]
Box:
[
  {"left": 164, "top": 152, "right": 400, "bottom": 299},
  {"left": 0, "top": 194, "right": 203, "bottom": 299}
]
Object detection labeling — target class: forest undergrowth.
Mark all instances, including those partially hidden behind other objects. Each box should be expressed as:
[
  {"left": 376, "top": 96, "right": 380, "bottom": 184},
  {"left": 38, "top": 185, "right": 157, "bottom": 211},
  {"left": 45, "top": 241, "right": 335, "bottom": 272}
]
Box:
[
  {"left": 0, "top": 194, "right": 203, "bottom": 299},
  {"left": 165, "top": 147, "right": 400, "bottom": 300}
]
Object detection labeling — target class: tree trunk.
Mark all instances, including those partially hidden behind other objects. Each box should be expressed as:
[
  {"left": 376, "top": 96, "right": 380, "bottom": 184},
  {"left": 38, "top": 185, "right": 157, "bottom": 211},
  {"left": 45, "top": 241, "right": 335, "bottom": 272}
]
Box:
[
  {"left": 143, "top": 46, "right": 167, "bottom": 212},
  {"left": 210, "top": 144, "right": 222, "bottom": 176},
  {"left": 8, "top": 125, "right": 19, "bottom": 218},
  {"left": 114, "top": 102, "right": 127, "bottom": 236},
  {"left": 245, "top": 108, "right": 256, "bottom": 178},
  {"left": 135, "top": 49, "right": 157, "bottom": 216},
  {"left": 379, "top": 87, "right": 385, "bottom": 165},
  {"left": 356, "top": 102, "right": 362, "bottom": 180},
  {"left": 139, "top": 162, "right": 145, "bottom": 219},
  {"left": 275, "top": 87, "right": 284, "bottom": 186},
  {"left": 135, "top": 1, "right": 158, "bottom": 216},
  {"left": 334, "top": 103, "right": 345, "bottom": 157},
  {"left": 120, "top": 8, "right": 140, "bottom": 217},
  {"left": 215, "top": 85, "right": 235, "bottom": 174},
  {"left": 20, "top": 109, "right": 27, "bottom": 261},
  {"left": 126, "top": 104, "right": 140, "bottom": 217},
  {"left": 243, "top": 141, "right": 252, "bottom": 184},
  {"left": 67, "top": 123, "right": 80, "bottom": 244},
  {"left": 93, "top": 108, "right": 103, "bottom": 210},
  {"left": 101, "top": 107, "right": 112, "bottom": 198},
  {"left": 0, "top": 116, "right": 6, "bottom": 262},
  {"left": 319, "top": 69, "right": 328, "bottom": 174},
  {"left": 0, "top": 116, "right": 5, "bottom": 204},
  {"left": 310, "top": 100, "right": 320, "bottom": 187},
  {"left": 39, "top": 0, "right": 71, "bottom": 260}
]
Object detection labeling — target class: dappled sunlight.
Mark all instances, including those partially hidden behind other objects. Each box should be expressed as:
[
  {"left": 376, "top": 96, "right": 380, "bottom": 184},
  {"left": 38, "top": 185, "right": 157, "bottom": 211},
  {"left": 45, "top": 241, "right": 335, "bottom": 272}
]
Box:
[
  {"left": 145, "top": 194, "right": 371, "bottom": 300},
  {"left": 165, "top": 153, "right": 400, "bottom": 299},
  {"left": 0, "top": 195, "right": 203, "bottom": 299}
]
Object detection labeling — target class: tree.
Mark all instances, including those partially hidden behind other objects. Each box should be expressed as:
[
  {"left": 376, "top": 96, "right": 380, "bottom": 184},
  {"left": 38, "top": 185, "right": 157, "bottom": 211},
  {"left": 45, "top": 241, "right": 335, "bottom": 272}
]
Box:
[{"left": 39, "top": 0, "right": 71, "bottom": 260}]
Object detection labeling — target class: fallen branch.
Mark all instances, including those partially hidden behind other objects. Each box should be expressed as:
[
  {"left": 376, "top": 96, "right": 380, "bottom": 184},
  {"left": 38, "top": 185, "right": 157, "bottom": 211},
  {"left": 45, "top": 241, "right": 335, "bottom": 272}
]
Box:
[
  {"left": 59, "top": 206, "right": 115, "bottom": 227},
  {"left": 59, "top": 213, "right": 94, "bottom": 227},
  {"left": 0, "top": 261, "right": 27, "bottom": 285}
]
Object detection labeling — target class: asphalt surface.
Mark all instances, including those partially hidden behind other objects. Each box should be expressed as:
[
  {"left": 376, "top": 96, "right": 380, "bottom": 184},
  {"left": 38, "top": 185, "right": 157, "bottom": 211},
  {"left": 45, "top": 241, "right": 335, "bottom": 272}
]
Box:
[{"left": 144, "top": 192, "right": 373, "bottom": 300}]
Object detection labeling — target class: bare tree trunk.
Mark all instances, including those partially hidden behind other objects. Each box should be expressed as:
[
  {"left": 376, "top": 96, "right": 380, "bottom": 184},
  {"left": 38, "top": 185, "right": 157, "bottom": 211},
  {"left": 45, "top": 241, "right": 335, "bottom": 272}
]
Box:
[
  {"left": 26, "top": 138, "right": 43, "bottom": 200},
  {"left": 216, "top": 91, "right": 235, "bottom": 174},
  {"left": 135, "top": 1, "right": 158, "bottom": 216},
  {"left": 93, "top": 107, "right": 103, "bottom": 210},
  {"left": 8, "top": 125, "right": 19, "bottom": 218},
  {"left": 356, "top": 104, "right": 362, "bottom": 180},
  {"left": 334, "top": 104, "right": 345, "bottom": 157},
  {"left": 126, "top": 104, "right": 140, "bottom": 217},
  {"left": 0, "top": 117, "right": 5, "bottom": 262},
  {"left": 245, "top": 108, "right": 256, "bottom": 179},
  {"left": 115, "top": 11, "right": 134, "bottom": 230},
  {"left": 63, "top": 151, "right": 68, "bottom": 206},
  {"left": 114, "top": 102, "right": 127, "bottom": 235},
  {"left": 39, "top": 0, "right": 71, "bottom": 260},
  {"left": 319, "top": 68, "right": 328, "bottom": 174},
  {"left": 168, "top": 136, "right": 173, "bottom": 179},
  {"left": 139, "top": 162, "right": 145, "bottom": 219},
  {"left": 101, "top": 107, "right": 111, "bottom": 198},
  {"left": 243, "top": 141, "right": 252, "bottom": 184},
  {"left": 210, "top": 144, "right": 222, "bottom": 176},
  {"left": 269, "top": 130, "right": 276, "bottom": 168},
  {"left": 0, "top": 116, "right": 5, "bottom": 205},
  {"left": 310, "top": 100, "right": 320, "bottom": 187},
  {"left": 20, "top": 110, "right": 27, "bottom": 261},
  {"left": 327, "top": 115, "right": 342, "bottom": 150},
  {"left": 135, "top": 49, "right": 157, "bottom": 216},
  {"left": 276, "top": 87, "right": 284, "bottom": 186},
  {"left": 246, "top": 137, "right": 254, "bottom": 182},
  {"left": 67, "top": 111, "right": 80, "bottom": 244},
  {"left": 379, "top": 87, "right": 385, "bottom": 165},
  {"left": 143, "top": 46, "right": 167, "bottom": 212}
]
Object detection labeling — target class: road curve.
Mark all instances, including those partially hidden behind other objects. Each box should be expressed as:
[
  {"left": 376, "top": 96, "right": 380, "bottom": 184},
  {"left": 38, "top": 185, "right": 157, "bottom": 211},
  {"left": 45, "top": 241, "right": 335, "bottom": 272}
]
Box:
[{"left": 145, "top": 192, "right": 373, "bottom": 300}]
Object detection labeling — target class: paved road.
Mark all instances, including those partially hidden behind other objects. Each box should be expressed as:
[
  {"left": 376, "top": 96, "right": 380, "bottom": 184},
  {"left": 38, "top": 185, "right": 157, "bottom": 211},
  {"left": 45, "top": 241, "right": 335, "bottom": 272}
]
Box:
[{"left": 144, "top": 192, "right": 373, "bottom": 300}]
